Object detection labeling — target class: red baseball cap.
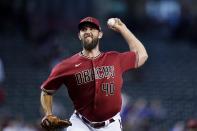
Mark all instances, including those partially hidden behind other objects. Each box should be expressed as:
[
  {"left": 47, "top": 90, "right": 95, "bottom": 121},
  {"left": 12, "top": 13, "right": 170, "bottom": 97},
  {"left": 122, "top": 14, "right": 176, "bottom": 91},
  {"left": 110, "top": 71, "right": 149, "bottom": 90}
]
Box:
[{"left": 78, "top": 16, "right": 101, "bottom": 31}]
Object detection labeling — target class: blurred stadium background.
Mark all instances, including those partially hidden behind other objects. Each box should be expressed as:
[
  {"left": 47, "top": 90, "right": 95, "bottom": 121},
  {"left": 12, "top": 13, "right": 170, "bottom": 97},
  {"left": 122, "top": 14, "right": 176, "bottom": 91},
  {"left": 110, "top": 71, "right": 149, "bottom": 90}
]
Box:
[{"left": 0, "top": 0, "right": 197, "bottom": 130}]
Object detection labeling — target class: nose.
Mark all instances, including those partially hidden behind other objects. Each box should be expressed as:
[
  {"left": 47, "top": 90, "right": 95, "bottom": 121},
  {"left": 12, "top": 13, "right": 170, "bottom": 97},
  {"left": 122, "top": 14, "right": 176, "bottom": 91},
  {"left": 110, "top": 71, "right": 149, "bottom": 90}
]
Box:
[{"left": 85, "top": 28, "right": 91, "bottom": 33}]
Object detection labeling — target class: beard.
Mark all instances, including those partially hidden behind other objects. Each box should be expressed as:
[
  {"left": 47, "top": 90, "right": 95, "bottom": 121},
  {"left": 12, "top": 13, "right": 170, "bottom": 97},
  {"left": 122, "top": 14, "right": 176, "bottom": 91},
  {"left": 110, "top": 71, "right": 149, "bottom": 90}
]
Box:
[{"left": 82, "top": 36, "right": 99, "bottom": 51}]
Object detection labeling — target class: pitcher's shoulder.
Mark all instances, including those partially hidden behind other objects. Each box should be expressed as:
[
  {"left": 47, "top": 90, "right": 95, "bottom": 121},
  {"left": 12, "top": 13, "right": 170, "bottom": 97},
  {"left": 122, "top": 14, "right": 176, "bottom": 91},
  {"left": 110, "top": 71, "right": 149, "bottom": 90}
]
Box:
[
  {"left": 53, "top": 53, "right": 80, "bottom": 68},
  {"left": 105, "top": 51, "right": 120, "bottom": 56}
]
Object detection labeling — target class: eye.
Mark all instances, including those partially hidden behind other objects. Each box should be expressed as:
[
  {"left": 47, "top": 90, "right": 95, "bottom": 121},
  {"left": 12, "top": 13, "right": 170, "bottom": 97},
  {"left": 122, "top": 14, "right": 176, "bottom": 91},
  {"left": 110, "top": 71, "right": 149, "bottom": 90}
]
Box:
[
  {"left": 80, "top": 27, "right": 87, "bottom": 31},
  {"left": 90, "top": 26, "right": 97, "bottom": 30}
]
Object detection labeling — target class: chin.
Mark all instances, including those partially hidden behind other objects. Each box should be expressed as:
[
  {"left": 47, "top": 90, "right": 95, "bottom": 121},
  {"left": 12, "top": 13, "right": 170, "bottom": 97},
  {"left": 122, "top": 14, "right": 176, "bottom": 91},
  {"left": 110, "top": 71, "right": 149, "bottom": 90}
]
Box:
[{"left": 85, "top": 38, "right": 93, "bottom": 43}]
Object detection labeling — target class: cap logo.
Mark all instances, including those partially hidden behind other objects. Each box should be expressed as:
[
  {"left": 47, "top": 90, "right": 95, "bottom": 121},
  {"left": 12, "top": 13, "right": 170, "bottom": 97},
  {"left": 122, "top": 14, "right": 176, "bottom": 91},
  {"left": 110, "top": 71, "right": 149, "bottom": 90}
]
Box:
[{"left": 86, "top": 17, "right": 92, "bottom": 22}]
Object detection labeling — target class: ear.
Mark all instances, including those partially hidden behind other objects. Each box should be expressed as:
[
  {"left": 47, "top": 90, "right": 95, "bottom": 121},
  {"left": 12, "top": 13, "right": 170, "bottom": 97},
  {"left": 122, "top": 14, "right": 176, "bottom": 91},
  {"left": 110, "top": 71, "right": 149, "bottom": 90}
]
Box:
[
  {"left": 98, "top": 31, "right": 103, "bottom": 39},
  {"left": 78, "top": 32, "right": 81, "bottom": 40}
]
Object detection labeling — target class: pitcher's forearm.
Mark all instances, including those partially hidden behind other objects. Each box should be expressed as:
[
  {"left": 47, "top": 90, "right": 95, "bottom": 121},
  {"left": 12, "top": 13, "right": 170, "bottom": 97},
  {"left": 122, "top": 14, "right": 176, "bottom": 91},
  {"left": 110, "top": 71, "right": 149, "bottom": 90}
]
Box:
[{"left": 41, "top": 91, "right": 53, "bottom": 116}]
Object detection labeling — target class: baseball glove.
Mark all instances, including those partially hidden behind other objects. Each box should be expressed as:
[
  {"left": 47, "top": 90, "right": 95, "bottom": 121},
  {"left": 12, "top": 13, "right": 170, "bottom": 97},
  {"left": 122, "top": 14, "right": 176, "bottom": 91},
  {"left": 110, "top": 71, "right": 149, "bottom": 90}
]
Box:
[{"left": 41, "top": 115, "right": 72, "bottom": 130}]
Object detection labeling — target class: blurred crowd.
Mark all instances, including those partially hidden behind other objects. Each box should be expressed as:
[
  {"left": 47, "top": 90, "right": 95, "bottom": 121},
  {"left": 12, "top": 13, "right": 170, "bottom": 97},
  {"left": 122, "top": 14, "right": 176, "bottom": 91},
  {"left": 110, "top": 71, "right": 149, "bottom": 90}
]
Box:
[
  {"left": 120, "top": 94, "right": 197, "bottom": 131},
  {"left": 121, "top": 94, "right": 166, "bottom": 131},
  {"left": 143, "top": 0, "right": 197, "bottom": 41},
  {"left": 1, "top": 0, "right": 197, "bottom": 38},
  {"left": 0, "top": 57, "right": 5, "bottom": 106},
  {"left": 0, "top": 116, "right": 40, "bottom": 131},
  {"left": 0, "top": 99, "right": 67, "bottom": 131}
]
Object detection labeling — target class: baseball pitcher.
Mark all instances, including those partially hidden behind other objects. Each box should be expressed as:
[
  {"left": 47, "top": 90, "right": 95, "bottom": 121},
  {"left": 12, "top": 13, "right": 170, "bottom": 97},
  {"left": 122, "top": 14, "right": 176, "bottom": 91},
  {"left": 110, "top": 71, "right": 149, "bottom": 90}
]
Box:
[{"left": 40, "top": 16, "right": 148, "bottom": 131}]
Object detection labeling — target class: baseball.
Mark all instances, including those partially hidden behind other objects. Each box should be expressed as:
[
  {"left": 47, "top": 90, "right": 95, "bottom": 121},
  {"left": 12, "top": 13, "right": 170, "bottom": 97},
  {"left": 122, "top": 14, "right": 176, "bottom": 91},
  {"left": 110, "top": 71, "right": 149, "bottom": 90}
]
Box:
[{"left": 107, "top": 18, "right": 115, "bottom": 26}]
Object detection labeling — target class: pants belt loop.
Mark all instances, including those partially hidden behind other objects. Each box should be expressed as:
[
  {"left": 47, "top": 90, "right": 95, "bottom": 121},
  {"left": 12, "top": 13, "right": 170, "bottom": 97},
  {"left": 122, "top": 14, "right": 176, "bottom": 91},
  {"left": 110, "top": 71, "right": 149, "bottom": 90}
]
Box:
[{"left": 105, "top": 120, "right": 109, "bottom": 125}]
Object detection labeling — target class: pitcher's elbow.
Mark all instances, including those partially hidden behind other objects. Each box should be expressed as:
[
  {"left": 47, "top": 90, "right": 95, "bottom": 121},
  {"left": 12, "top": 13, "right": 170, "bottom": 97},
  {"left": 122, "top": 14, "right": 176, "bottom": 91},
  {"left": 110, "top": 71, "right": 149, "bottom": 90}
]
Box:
[{"left": 137, "top": 54, "right": 148, "bottom": 67}]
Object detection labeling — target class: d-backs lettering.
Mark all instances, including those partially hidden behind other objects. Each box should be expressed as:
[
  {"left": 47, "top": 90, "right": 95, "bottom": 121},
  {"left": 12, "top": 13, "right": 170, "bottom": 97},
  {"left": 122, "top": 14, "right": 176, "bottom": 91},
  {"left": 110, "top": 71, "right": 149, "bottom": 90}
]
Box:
[{"left": 75, "top": 66, "right": 115, "bottom": 96}]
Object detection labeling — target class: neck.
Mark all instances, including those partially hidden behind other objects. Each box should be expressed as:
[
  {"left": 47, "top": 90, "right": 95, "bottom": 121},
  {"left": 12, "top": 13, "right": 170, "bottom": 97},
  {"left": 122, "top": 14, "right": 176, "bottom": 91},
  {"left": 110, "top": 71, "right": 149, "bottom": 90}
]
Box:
[{"left": 82, "top": 48, "right": 101, "bottom": 58}]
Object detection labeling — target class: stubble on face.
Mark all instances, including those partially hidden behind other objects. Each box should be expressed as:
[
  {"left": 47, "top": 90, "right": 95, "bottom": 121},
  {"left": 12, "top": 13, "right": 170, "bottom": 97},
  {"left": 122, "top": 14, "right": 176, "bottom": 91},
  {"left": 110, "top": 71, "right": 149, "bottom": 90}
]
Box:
[{"left": 81, "top": 33, "right": 99, "bottom": 51}]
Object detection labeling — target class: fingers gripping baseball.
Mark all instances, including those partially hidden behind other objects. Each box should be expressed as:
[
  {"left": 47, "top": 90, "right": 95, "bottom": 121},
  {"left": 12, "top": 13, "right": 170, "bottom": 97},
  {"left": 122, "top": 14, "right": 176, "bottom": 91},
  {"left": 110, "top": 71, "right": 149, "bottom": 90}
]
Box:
[
  {"left": 41, "top": 115, "right": 72, "bottom": 130},
  {"left": 107, "top": 18, "right": 125, "bottom": 32}
]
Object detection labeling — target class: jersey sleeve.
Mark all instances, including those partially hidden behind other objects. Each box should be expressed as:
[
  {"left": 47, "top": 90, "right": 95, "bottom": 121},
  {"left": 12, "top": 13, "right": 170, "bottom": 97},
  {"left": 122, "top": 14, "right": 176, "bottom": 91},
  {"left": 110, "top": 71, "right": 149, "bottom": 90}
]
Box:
[
  {"left": 119, "top": 51, "right": 137, "bottom": 72},
  {"left": 40, "top": 63, "right": 65, "bottom": 94}
]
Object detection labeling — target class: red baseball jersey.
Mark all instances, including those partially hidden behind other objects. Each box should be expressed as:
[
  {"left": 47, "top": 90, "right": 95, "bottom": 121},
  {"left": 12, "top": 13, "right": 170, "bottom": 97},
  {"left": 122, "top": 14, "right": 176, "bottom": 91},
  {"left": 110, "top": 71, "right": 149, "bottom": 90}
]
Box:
[{"left": 41, "top": 51, "right": 136, "bottom": 122}]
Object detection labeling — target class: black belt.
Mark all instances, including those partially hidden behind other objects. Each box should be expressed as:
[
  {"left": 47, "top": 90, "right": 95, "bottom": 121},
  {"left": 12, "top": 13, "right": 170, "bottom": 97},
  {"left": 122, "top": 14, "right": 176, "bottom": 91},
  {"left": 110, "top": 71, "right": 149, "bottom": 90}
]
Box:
[{"left": 75, "top": 112, "right": 115, "bottom": 128}]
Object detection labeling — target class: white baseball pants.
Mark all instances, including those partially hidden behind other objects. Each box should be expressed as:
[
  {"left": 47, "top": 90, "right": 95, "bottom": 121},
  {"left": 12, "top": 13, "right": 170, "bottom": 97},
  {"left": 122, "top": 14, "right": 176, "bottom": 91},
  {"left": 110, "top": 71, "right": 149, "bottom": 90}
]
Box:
[{"left": 66, "top": 112, "right": 122, "bottom": 131}]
